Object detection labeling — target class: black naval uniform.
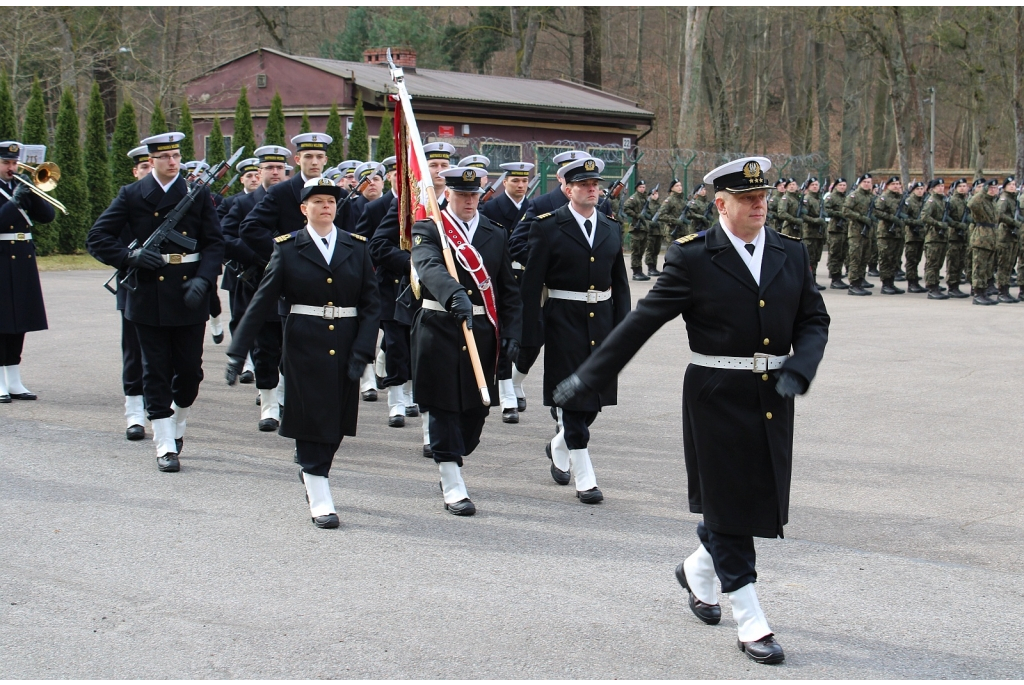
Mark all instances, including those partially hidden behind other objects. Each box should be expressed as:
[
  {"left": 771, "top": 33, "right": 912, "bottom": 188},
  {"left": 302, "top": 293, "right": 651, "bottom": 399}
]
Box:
[
  {"left": 410, "top": 213, "right": 522, "bottom": 465},
  {"left": 0, "top": 179, "right": 54, "bottom": 371},
  {"left": 569, "top": 224, "right": 829, "bottom": 581},
  {"left": 353, "top": 191, "right": 395, "bottom": 239},
  {"left": 87, "top": 173, "right": 225, "bottom": 421},
  {"left": 227, "top": 228, "right": 380, "bottom": 475},
  {"left": 219, "top": 186, "right": 266, "bottom": 334}
]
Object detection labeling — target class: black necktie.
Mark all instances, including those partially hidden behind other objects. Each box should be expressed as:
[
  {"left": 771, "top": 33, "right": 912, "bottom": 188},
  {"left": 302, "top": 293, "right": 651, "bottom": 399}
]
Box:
[
  {"left": 322, "top": 237, "right": 329, "bottom": 247},
  {"left": 744, "top": 243, "right": 755, "bottom": 256},
  {"left": 584, "top": 219, "right": 593, "bottom": 241}
]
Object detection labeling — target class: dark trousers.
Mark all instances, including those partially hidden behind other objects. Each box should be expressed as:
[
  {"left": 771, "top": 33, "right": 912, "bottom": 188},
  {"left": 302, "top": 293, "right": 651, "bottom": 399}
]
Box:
[
  {"left": 296, "top": 439, "right": 341, "bottom": 478},
  {"left": 208, "top": 288, "right": 222, "bottom": 318},
  {"left": 562, "top": 409, "right": 598, "bottom": 450},
  {"left": 121, "top": 314, "right": 144, "bottom": 396},
  {"left": 425, "top": 405, "right": 489, "bottom": 467},
  {"left": 228, "top": 282, "right": 255, "bottom": 336},
  {"left": 697, "top": 520, "right": 757, "bottom": 593},
  {"left": 0, "top": 332, "right": 25, "bottom": 366},
  {"left": 253, "top": 319, "right": 283, "bottom": 389},
  {"left": 133, "top": 321, "right": 206, "bottom": 421},
  {"left": 380, "top": 320, "right": 410, "bottom": 388},
  {"left": 515, "top": 345, "right": 541, "bottom": 374}
]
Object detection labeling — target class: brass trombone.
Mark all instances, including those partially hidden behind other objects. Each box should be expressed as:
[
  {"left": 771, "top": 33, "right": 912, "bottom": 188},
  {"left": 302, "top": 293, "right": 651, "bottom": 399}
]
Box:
[{"left": 13, "top": 162, "right": 68, "bottom": 214}]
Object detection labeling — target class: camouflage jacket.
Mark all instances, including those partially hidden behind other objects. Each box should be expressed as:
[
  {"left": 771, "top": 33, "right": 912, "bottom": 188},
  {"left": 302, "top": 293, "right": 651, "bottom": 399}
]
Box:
[
  {"left": 968, "top": 191, "right": 998, "bottom": 251},
  {"left": 824, "top": 190, "right": 847, "bottom": 232},
  {"left": 776, "top": 191, "right": 804, "bottom": 232},
  {"left": 687, "top": 195, "right": 714, "bottom": 232},
  {"left": 921, "top": 191, "right": 947, "bottom": 244},
  {"left": 843, "top": 187, "right": 875, "bottom": 233},
  {"left": 623, "top": 191, "right": 658, "bottom": 231},
  {"left": 801, "top": 191, "right": 826, "bottom": 239},
  {"left": 767, "top": 192, "right": 781, "bottom": 230},
  {"left": 658, "top": 191, "right": 688, "bottom": 234},
  {"left": 904, "top": 193, "right": 926, "bottom": 242},
  {"left": 947, "top": 193, "right": 970, "bottom": 241},
  {"left": 995, "top": 191, "right": 1021, "bottom": 242},
  {"left": 873, "top": 189, "right": 903, "bottom": 237}
]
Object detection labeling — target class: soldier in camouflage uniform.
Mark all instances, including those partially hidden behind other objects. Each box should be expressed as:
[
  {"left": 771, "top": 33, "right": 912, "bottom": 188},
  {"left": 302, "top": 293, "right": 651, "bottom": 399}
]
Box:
[
  {"left": 776, "top": 179, "right": 803, "bottom": 238},
  {"left": 867, "top": 185, "right": 881, "bottom": 277},
  {"left": 920, "top": 179, "right": 951, "bottom": 300},
  {"left": 622, "top": 180, "right": 659, "bottom": 280},
  {"left": 944, "top": 178, "right": 971, "bottom": 298},
  {"left": 801, "top": 177, "right": 827, "bottom": 290},
  {"left": 767, "top": 179, "right": 786, "bottom": 231},
  {"left": 994, "top": 176, "right": 1021, "bottom": 303},
  {"left": 659, "top": 179, "right": 689, "bottom": 241},
  {"left": 844, "top": 174, "right": 877, "bottom": 296},
  {"left": 963, "top": 180, "right": 985, "bottom": 288},
  {"left": 903, "top": 181, "right": 928, "bottom": 293},
  {"left": 872, "top": 176, "right": 906, "bottom": 295},
  {"left": 968, "top": 178, "right": 1001, "bottom": 305},
  {"left": 825, "top": 178, "right": 849, "bottom": 289},
  {"left": 644, "top": 185, "right": 666, "bottom": 276},
  {"left": 687, "top": 184, "right": 715, "bottom": 233}
]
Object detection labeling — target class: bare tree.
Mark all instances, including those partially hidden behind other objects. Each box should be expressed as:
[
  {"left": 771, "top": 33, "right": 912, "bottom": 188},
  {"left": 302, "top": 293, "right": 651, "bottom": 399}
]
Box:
[{"left": 675, "top": 6, "right": 709, "bottom": 149}]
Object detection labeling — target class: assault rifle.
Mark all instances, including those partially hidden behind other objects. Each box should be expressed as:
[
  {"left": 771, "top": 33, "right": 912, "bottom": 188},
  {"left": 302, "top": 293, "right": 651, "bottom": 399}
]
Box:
[
  {"left": 217, "top": 173, "right": 240, "bottom": 196},
  {"left": 524, "top": 174, "right": 543, "bottom": 200},
  {"left": 479, "top": 171, "right": 507, "bottom": 204},
  {"left": 891, "top": 192, "right": 909, "bottom": 236},
  {"left": 606, "top": 164, "right": 635, "bottom": 201},
  {"left": 861, "top": 197, "right": 875, "bottom": 238},
  {"left": 637, "top": 183, "right": 660, "bottom": 223},
  {"left": 105, "top": 146, "right": 245, "bottom": 295}
]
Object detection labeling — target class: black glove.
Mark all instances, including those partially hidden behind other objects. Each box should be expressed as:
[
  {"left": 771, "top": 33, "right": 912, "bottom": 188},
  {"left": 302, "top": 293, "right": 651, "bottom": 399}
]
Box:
[
  {"left": 11, "top": 181, "right": 31, "bottom": 208},
  {"left": 501, "top": 338, "right": 520, "bottom": 367},
  {"left": 775, "top": 370, "right": 808, "bottom": 398},
  {"left": 552, "top": 373, "right": 591, "bottom": 406},
  {"left": 448, "top": 290, "right": 473, "bottom": 330},
  {"left": 347, "top": 357, "right": 368, "bottom": 381},
  {"left": 182, "top": 276, "right": 210, "bottom": 310},
  {"left": 124, "top": 247, "right": 165, "bottom": 271},
  {"left": 225, "top": 355, "right": 244, "bottom": 386}
]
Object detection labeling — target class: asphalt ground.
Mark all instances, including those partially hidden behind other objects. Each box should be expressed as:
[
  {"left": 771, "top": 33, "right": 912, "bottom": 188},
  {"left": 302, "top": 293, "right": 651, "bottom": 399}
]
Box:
[{"left": 2, "top": 261, "right": 1022, "bottom": 678}]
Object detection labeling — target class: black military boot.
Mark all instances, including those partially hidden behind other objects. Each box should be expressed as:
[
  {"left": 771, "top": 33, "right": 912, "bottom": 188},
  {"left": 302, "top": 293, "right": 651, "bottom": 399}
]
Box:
[
  {"left": 880, "top": 279, "right": 905, "bottom": 295},
  {"left": 907, "top": 279, "right": 928, "bottom": 293},
  {"left": 946, "top": 282, "right": 969, "bottom": 298},
  {"left": 927, "top": 284, "right": 950, "bottom": 300},
  {"left": 985, "top": 278, "right": 998, "bottom": 297},
  {"left": 848, "top": 281, "right": 872, "bottom": 296},
  {"left": 857, "top": 278, "right": 875, "bottom": 288},
  {"left": 829, "top": 276, "right": 849, "bottom": 289},
  {"left": 972, "top": 287, "right": 998, "bottom": 305},
  {"left": 1018, "top": 287, "right": 1024, "bottom": 302},
  {"left": 868, "top": 264, "right": 880, "bottom": 277},
  {"left": 997, "top": 286, "right": 1019, "bottom": 303},
  {"left": 632, "top": 269, "right": 650, "bottom": 281},
  {"left": 894, "top": 268, "right": 907, "bottom": 282}
]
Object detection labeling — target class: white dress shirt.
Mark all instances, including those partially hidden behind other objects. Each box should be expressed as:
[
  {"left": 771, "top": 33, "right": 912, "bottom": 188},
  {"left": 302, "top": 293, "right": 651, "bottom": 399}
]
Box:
[
  {"left": 568, "top": 203, "right": 597, "bottom": 247},
  {"left": 505, "top": 190, "right": 523, "bottom": 211},
  {"left": 445, "top": 209, "right": 480, "bottom": 243},
  {"left": 150, "top": 170, "right": 178, "bottom": 194},
  {"left": 721, "top": 223, "right": 766, "bottom": 285},
  {"left": 306, "top": 225, "right": 337, "bottom": 265}
]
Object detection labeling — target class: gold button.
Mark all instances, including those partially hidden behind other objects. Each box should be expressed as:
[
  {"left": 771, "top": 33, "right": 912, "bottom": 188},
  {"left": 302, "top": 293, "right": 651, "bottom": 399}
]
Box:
[
  {"left": 467, "top": 289, "right": 473, "bottom": 295},
  {"left": 329, "top": 349, "right": 335, "bottom": 356},
  {"left": 154, "top": 212, "right": 159, "bottom": 217},
  {"left": 328, "top": 324, "right": 334, "bottom": 331},
  {"left": 762, "top": 374, "right": 769, "bottom": 381},
  {"left": 590, "top": 256, "right": 595, "bottom": 262},
  {"left": 182, "top": 275, "right": 188, "bottom": 281},
  {"left": 181, "top": 231, "right": 187, "bottom": 236},
  {"left": 759, "top": 300, "right": 765, "bottom": 307},
  {"left": 327, "top": 301, "right": 333, "bottom": 306},
  {"left": 589, "top": 312, "right": 594, "bottom": 318},
  {"left": 462, "top": 345, "right": 467, "bottom": 351},
  {"left": 766, "top": 412, "right": 773, "bottom": 420},
  {"left": 158, "top": 276, "right": 164, "bottom": 281},
  {"left": 591, "top": 340, "right": 596, "bottom": 346},
  {"left": 326, "top": 277, "right": 333, "bottom": 284},
  {"left": 590, "top": 285, "right": 595, "bottom": 289},
  {"left": 763, "top": 338, "right": 770, "bottom": 345},
  {"left": 394, "top": 279, "right": 399, "bottom": 284}
]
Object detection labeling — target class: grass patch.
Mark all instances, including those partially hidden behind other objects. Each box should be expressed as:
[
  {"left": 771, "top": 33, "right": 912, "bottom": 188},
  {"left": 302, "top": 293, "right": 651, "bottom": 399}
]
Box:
[{"left": 36, "top": 253, "right": 110, "bottom": 271}]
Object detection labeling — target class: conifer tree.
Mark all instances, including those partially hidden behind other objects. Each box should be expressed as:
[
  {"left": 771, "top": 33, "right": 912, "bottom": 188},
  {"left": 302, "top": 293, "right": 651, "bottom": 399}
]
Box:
[
  {"left": 231, "top": 86, "right": 257, "bottom": 192},
  {"left": 51, "top": 89, "right": 90, "bottom": 255},
  {"left": 21, "top": 77, "right": 47, "bottom": 146},
  {"left": 300, "top": 109, "right": 311, "bottom": 134},
  {"left": 110, "top": 97, "right": 139, "bottom": 188},
  {"left": 325, "top": 102, "right": 344, "bottom": 166},
  {"left": 377, "top": 106, "right": 395, "bottom": 161},
  {"left": 178, "top": 98, "right": 195, "bottom": 162},
  {"left": 348, "top": 96, "right": 369, "bottom": 162},
  {"left": 0, "top": 71, "right": 17, "bottom": 141},
  {"left": 207, "top": 116, "right": 227, "bottom": 193},
  {"left": 149, "top": 100, "right": 167, "bottom": 136},
  {"left": 84, "top": 82, "right": 112, "bottom": 225},
  {"left": 263, "top": 91, "right": 286, "bottom": 146}
]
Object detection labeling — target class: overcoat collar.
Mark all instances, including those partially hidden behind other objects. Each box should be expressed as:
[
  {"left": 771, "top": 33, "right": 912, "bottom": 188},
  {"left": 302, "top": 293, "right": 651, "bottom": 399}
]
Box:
[
  {"left": 141, "top": 173, "right": 187, "bottom": 211},
  {"left": 705, "top": 223, "right": 787, "bottom": 294},
  {"left": 554, "top": 203, "right": 607, "bottom": 251},
  {"left": 295, "top": 226, "right": 356, "bottom": 273}
]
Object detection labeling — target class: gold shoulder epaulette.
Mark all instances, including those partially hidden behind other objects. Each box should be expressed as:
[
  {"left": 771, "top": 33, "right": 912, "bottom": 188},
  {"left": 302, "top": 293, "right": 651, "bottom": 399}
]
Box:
[
  {"left": 779, "top": 232, "right": 801, "bottom": 240},
  {"left": 535, "top": 212, "right": 552, "bottom": 220},
  {"left": 350, "top": 232, "right": 367, "bottom": 242},
  {"left": 274, "top": 232, "right": 294, "bottom": 243},
  {"left": 674, "top": 233, "right": 700, "bottom": 245}
]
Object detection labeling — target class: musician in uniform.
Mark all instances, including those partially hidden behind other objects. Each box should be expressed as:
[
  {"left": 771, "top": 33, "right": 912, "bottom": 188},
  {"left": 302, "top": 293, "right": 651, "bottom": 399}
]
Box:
[
  {"left": 553, "top": 157, "right": 829, "bottom": 664},
  {"left": 410, "top": 166, "right": 522, "bottom": 515},
  {"left": 481, "top": 161, "right": 534, "bottom": 422},
  {"left": 0, "top": 141, "right": 55, "bottom": 403},
  {"left": 226, "top": 178, "right": 380, "bottom": 528},
  {"left": 87, "top": 132, "right": 225, "bottom": 472},
  {"left": 519, "top": 157, "right": 630, "bottom": 504}
]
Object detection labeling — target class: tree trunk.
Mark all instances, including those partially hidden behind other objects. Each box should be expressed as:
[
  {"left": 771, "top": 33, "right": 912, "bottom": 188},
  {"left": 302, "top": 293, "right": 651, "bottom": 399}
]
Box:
[
  {"left": 780, "top": 14, "right": 799, "bottom": 151},
  {"left": 1014, "top": 6, "right": 1024, "bottom": 181},
  {"left": 814, "top": 8, "right": 830, "bottom": 169},
  {"left": 893, "top": 8, "right": 931, "bottom": 179},
  {"left": 840, "top": 39, "right": 864, "bottom": 181},
  {"left": 582, "top": 6, "right": 602, "bottom": 90},
  {"left": 675, "top": 6, "right": 710, "bottom": 149},
  {"left": 633, "top": 7, "right": 644, "bottom": 88}
]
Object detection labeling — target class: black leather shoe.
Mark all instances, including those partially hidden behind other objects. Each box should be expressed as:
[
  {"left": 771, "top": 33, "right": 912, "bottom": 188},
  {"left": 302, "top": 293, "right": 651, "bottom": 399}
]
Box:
[
  {"left": 0, "top": 394, "right": 10, "bottom": 403},
  {"left": 847, "top": 284, "right": 871, "bottom": 296},
  {"left": 674, "top": 562, "right": 721, "bottom": 625},
  {"left": 10, "top": 392, "right": 36, "bottom": 400},
  {"left": 648, "top": 268, "right": 661, "bottom": 276},
  {"left": 813, "top": 282, "right": 826, "bottom": 290},
  {"left": 157, "top": 452, "right": 180, "bottom": 472},
  {"left": 738, "top": 634, "right": 785, "bottom": 664},
  {"left": 546, "top": 443, "right": 571, "bottom": 485},
  {"left": 550, "top": 406, "right": 558, "bottom": 422},
  {"left": 632, "top": 271, "right": 651, "bottom": 281},
  {"left": 238, "top": 370, "right": 254, "bottom": 384},
  {"left": 312, "top": 513, "right": 340, "bottom": 529},
  {"left": 256, "top": 395, "right": 261, "bottom": 406},
  {"left": 126, "top": 424, "right": 146, "bottom": 441},
  {"left": 576, "top": 486, "right": 603, "bottom": 504},
  {"left": 405, "top": 404, "right": 420, "bottom": 417},
  {"left": 258, "top": 418, "right": 279, "bottom": 432},
  {"left": 361, "top": 389, "right": 377, "bottom": 402},
  {"left": 423, "top": 444, "right": 434, "bottom": 459},
  {"left": 829, "top": 278, "right": 849, "bottom": 289},
  {"left": 502, "top": 408, "right": 519, "bottom": 423},
  {"left": 175, "top": 437, "right": 183, "bottom": 454},
  {"left": 212, "top": 332, "right": 224, "bottom": 344},
  {"left": 516, "top": 397, "right": 526, "bottom": 412},
  {"left": 445, "top": 498, "right": 476, "bottom": 516},
  {"left": 388, "top": 415, "right": 405, "bottom": 428}
]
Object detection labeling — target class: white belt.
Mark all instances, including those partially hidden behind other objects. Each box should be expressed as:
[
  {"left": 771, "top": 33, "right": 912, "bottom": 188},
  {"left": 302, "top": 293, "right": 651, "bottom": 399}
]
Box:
[
  {"left": 422, "top": 298, "right": 485, "bottom": 316},
  {"left": 290, "top": 304, "right": 357, "bottom": 319},
  {"left": 161, "top": 253, "right": 201, "bottom": 264},
  {"left": 0, "top": 232, "right": 31, "bottom": 241},
  {"left": 512, "top": 261, "right": 525, "bottom": 270},
  {"left": 691, "top": 352, "right": 789, "bottom": 373},
  {"left": 547, "top": 287, "right": 612, "bottom": 304}
]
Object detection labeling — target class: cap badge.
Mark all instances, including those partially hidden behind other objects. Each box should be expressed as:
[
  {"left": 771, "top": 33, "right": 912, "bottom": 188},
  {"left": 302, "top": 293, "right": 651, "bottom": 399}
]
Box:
[
  {"left": 743, "top": 161, "right": 761, "bottom": 180},
  {"left": 10, "top": 144, "right": 18, "bottom": 153},
  {"left": 414, "top": 235, "right": 423, "bottom": 245},
  {"left": 583, "top": 160, "right": 597, "bottom": 172},
  {"left": 311, "top": 135, "right": 318, "bottom": 142},
  {"left": 462, "top": 169, "right": 476, "bottom": 182}
]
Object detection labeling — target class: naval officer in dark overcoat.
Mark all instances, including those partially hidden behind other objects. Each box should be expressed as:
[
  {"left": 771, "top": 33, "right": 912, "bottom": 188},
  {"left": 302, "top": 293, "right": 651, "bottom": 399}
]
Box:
[
  {"left": 519, "top": 156, "right": 630, "bottom": 504},
  {"left": 554, "top": 156, "right": 829, "bottom": 664},
  {"left": 410, "top": 166, "right": 522, "bottom": 516},
  {"left": 226, "top": 177, "right": 380, "bottom": 528}
]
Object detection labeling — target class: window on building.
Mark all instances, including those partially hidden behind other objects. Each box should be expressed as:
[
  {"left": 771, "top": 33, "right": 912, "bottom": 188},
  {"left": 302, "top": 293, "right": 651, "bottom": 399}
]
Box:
[{"left": 203, "top": 135, "right": 233, "bottom": 160}]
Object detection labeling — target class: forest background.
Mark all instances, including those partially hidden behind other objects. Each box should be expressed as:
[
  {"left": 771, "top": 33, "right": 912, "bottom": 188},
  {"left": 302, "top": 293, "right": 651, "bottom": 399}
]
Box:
[{"left": 1, "top": 6, "right": 1023, "bottom": 252}]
